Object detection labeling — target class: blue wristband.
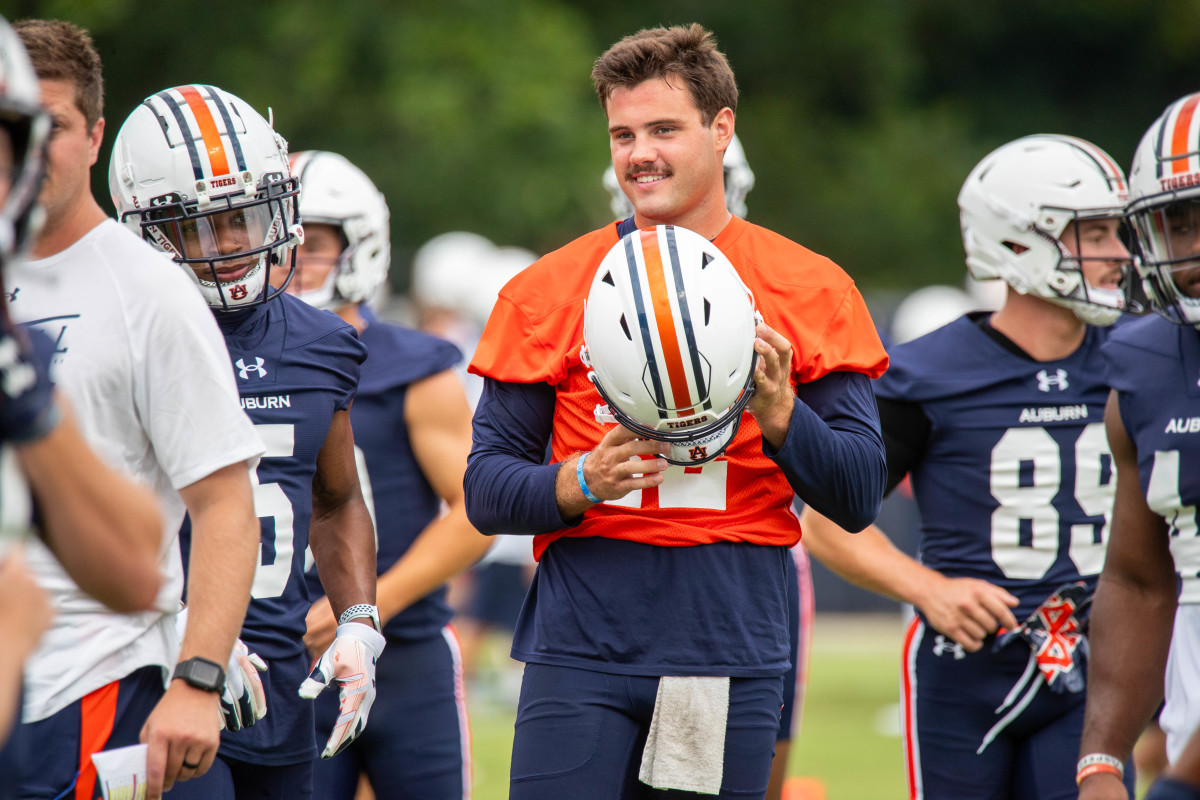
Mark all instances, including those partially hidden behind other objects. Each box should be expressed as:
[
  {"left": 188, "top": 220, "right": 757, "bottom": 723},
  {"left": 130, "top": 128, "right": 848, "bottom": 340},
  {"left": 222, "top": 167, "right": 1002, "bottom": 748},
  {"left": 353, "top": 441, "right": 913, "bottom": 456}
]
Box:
[{"left": 576, "top": 452, "right": 601, "bottom": 504}]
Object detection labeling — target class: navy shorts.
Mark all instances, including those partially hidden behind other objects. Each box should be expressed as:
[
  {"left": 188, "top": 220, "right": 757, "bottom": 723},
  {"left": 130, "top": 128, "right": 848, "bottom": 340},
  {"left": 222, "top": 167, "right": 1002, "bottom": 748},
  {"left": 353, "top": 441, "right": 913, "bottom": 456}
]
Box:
[
  {"left": 19, "top": 665, "right": 163, "bottom": 800},
  {"left": 466, "top": 562, "right": 529, "bottom": 631},
  {"left": 1146, "top": 778, "right": 1200, "bottom": 800},
  {"left": 901, "top": 618, "right": 1136, "bottom": 799},
  {"left": 312, "top": 627, "right": 469, "bottom": 800},
  {"left": 163, "top": 756, "right": 312, "bottom": 800},
  {"left": 510, "top": 662, "right": 782, "bottom": 799}
]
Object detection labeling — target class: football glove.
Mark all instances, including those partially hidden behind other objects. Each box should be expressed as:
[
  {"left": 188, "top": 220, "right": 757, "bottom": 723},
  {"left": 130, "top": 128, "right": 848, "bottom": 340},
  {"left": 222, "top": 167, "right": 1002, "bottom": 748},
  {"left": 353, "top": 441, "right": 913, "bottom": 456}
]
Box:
[
  {"left": 298, "top": 621, "right": 386, "bottom": 758},
  {"left": 221, "top": 638, "right": 268, "bottom": 731}
]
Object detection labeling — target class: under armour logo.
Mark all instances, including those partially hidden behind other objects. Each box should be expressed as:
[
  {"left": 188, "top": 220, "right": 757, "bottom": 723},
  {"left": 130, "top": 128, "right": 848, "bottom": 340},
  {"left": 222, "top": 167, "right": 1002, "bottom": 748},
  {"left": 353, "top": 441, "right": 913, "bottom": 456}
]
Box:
[
  {"left": 688, "top": 445, "right": 708, "bottom": 461},
  {"left": 932, "top": 635, "right": 966, "bottom": 660},
  {"left": 236, "top": 357, "right": 267, "bottom": 380},
  {"left": 1036, "top": 369, "right": 1069, "bottom": 392}
]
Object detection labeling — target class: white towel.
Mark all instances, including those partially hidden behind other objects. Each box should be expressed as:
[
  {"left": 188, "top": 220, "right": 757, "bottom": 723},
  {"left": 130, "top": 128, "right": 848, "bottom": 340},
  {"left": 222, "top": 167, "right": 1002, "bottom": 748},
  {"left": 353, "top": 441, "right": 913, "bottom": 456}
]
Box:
[{"left": 638, "top": 676, "right": 729, "bottom": 795}]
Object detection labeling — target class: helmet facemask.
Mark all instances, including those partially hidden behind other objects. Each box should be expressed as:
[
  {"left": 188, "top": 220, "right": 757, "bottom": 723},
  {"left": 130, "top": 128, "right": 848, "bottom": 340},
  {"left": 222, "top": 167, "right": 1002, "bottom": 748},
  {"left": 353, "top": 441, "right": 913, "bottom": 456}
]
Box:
[
  {"left": 133, "top": 172, "right": 300, "bottom": 310},
  {"left": 1128, "top": 195, "right": 1200, "bottom": 326}
]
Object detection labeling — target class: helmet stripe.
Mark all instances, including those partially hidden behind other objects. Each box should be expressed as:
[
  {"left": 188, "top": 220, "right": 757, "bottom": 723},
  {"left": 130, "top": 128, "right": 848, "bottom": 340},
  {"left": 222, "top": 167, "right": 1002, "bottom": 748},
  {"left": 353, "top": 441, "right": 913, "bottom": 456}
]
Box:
[
  {"left": 151, "top": 91, "right": 204, "bottom": 180},
  {"left": 199, "top": 85, "right": 247, "bottom": 173},
  {"left": 176, "top": 85, "right": 231, "bottom": 177},
  {"left": 663, "top": 226, "right": 710, "bottom": 410},
  {"left": 640, "top": 228, "right": 696, "bottom": 416},
  {"left": 1169, "top": 94, "right": 1200, "bottom": 175},
  {"left": 623, "top": 235, "right": 667, "bottom": 413},
  {"left": 1061, "top": 136, "right": 1126, "bottom": 193}
]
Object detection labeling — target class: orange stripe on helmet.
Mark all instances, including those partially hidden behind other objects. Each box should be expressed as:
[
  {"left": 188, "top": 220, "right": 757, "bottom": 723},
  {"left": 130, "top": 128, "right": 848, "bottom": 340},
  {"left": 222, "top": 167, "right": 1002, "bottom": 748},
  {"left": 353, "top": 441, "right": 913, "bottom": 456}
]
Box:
[
  {"left": 177, "top": 85, "right": 231, "bottom": 177},
  {"left": 640, "top": 228, "right": 695, "bottom": 416},
  {"left": 1170, "top": 94, "right": 1200, "bottom": 175}
]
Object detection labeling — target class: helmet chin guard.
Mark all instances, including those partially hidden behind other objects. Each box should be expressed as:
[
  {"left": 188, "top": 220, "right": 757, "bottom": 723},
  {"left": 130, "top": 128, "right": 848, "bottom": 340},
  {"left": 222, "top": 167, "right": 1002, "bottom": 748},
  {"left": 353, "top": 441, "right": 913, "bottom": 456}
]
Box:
[{"left": 581, "top": 225, "right": 760, "bottom": 466}]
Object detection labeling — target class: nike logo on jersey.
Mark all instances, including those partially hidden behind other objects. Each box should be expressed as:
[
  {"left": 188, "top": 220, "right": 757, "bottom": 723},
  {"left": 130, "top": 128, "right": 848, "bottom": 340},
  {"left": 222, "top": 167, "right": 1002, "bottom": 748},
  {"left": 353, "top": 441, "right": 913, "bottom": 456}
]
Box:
[
  {"left": 241, "top": 395, "right": 291, "bottom": 410},
  {"left": 1164, "top": 417, "right": 1200, "bottom": 434},
  {"left": 1036, "top": 369, "right": 1069, "bottom": 392},
  {"left": 236, "top": 357, "right": 268, "bottom": 379},
  {"left": 1018, "top": 404, "right": 1088, "bottom": 424}
]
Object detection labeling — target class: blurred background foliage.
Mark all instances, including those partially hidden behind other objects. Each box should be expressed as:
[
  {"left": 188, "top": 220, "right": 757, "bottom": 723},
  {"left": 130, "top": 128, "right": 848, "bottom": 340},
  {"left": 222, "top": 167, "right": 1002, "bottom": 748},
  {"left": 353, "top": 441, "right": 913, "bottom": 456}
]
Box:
[{"left": 10, "top": 0, "right": 1200, "bottom": 296}]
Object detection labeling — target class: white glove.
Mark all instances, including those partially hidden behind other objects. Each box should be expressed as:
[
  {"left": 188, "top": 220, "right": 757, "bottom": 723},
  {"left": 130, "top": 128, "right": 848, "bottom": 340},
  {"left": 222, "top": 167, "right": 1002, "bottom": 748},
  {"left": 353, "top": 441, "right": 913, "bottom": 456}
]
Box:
[
  {"left": 297, "top": 621, "right": 386, "bottom": 758},
  {"left": 221, "top": 639, "right": 268, "bottom": 730}
]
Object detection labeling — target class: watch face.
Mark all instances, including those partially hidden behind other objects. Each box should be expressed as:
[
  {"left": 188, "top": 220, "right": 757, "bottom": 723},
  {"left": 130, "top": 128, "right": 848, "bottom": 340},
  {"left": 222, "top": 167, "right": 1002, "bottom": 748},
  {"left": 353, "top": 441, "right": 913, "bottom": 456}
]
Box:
[{"left": 191, "top": 660, "right": 223, "bottom": 686}]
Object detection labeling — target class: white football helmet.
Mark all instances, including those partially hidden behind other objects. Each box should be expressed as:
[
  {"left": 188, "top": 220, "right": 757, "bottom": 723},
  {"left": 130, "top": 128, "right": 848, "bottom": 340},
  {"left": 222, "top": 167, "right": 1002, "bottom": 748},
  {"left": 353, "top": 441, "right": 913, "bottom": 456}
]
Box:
[
  {"left": 0, "top": 16, "right": 49, "bottom": 264},
  {"left": 411, "top": 230, "right": 497, "bottom": 314},
  {"left": 602, "top": 133, "right": 756, "bottom": 219},
  {"left": 289, "top": 150, "right": 390, "bottom": 309},
  {"left": 108, "top": 85, "right": 303, "bottom": 310},
  {"left": 958, "top": 134, "right": 1131, "bottom": 326},
  {"left": 581, "top": 225, "right": 760, "bottom": 466},
  {"left": 1127, "top": 92, "right": 1200, "bottom": 327}
]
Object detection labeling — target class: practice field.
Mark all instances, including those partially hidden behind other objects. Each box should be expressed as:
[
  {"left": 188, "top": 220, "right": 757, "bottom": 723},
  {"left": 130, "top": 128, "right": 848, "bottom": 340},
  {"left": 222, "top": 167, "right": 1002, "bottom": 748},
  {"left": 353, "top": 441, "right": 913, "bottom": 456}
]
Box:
[{"left": 465, "top": 612, "right": 908, "bottom": 799}]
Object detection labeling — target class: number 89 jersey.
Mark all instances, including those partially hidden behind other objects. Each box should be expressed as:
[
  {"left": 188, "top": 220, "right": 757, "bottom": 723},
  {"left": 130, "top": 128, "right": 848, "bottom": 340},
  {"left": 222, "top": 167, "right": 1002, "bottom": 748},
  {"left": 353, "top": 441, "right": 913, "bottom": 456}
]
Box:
[
  {"left": 875, "top": 315, "right": 1113, "bottom": 619},
  {"left": 181, "top": 293, "right": 366, "bottom": 659}
]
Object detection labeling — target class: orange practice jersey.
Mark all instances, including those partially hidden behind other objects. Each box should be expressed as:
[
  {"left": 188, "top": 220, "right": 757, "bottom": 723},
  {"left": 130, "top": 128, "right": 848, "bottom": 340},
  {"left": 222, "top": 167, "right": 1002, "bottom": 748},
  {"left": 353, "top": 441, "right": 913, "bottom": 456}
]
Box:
[{"left": 470, "top": 216, "right": 888, "bottom": 559}]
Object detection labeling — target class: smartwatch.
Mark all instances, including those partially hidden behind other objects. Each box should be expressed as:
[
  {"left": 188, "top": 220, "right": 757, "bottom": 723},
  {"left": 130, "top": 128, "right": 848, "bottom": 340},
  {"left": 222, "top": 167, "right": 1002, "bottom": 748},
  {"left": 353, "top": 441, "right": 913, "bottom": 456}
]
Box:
[{"left": 172, "top": 656, "right": 226, "bottom": 693}]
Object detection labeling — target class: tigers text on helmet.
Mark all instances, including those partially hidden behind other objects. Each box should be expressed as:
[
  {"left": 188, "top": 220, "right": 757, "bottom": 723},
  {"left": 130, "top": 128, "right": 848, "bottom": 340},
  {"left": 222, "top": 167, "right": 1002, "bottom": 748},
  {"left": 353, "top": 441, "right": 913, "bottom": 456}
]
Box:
[
  {"left": 958, "top": 134, "right": 1131, "bottom": 326},
  {"left": 602, "top": 132, "right": 755, "bottom": 220},
  {"left": 1128, "top": 92, "right": 1200, "bottom": 327},
  {"left": 289, "top": 150, "right": 390, "bottom": 309},
  {"left": 108, "top": 85, "right": 303, "bottom": 310},
  {"left": 581, "top": 225, "right": 759, "bottom": 466},
  {"left": 0, "top": 16, "right": 50, "bottom": 264}
]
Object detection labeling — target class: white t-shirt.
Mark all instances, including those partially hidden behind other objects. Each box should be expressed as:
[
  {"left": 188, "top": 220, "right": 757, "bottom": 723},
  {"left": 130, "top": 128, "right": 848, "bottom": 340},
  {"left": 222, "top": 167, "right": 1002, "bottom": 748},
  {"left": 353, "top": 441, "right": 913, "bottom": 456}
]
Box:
[{"left": 9, "top": 220, "right": 264, "bottom": 722}]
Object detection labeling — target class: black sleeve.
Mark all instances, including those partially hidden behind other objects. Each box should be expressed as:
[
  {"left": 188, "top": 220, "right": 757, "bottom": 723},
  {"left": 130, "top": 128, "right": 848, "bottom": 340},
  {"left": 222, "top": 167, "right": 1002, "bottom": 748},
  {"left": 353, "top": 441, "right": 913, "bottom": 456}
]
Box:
[{"left": 876, "top": 395, "right": 931, "bottom": 495}]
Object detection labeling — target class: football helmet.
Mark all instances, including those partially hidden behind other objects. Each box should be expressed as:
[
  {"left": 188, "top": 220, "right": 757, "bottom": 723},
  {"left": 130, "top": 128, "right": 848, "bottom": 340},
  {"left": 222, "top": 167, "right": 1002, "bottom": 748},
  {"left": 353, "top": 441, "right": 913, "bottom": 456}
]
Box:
[
  {"left": 0, "top": 16, "right": 49, "bottom": 264},
  {"left": 602, "top": 132, "right": 756, "bottom": 219},
  {"left": 581, "top": 225, "right": 759, "bottom": 466},
  {"left": 289, "top": 150, "right": 390, "bottom": 309},
  {"left": 411, "top": 230, "right": 496, "bottom": 314},
  {"left": 1127, "top": 92, "right": 1200, "bottom": 326},
  {"left": 958, "top": 134, "right": 1131, "bottom": 326},
  {"left": 108, "top": 85, "right": 302, "bottom": 310}
]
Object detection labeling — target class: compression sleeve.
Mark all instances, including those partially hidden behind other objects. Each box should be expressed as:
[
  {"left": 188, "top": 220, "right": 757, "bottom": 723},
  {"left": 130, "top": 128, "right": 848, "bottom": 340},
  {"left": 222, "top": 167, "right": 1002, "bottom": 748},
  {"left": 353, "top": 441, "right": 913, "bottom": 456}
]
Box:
[
  {"left": 876, "top": 395, "right": 930, "bottom": 495},
  {"left": 463, "top": 378, "right": 578, "bottom": 535},
  {"left": 762, "top": 370, "right": 886, "bottom": 532}
]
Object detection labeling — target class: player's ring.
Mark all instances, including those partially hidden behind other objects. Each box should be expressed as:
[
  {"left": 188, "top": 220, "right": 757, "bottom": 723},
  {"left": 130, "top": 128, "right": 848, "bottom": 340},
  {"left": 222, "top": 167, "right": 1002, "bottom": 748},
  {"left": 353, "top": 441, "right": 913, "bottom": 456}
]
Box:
[{"left": 182, "top": 760, "right": 201, "bottom": 770}]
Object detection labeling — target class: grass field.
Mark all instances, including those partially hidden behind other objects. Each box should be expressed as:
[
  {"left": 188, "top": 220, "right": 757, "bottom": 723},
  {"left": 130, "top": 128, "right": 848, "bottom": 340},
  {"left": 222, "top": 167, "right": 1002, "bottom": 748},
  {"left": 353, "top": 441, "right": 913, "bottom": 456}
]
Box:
[{"left": 464, "top": 612, "right": 908, "bottom": 800}]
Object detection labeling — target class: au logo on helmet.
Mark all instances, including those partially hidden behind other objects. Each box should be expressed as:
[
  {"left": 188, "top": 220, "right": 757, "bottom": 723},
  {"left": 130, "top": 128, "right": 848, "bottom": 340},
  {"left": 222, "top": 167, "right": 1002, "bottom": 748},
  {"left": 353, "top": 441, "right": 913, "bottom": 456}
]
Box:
[{"left": 581, "top": 225, "right": 760, "bottom": 466}]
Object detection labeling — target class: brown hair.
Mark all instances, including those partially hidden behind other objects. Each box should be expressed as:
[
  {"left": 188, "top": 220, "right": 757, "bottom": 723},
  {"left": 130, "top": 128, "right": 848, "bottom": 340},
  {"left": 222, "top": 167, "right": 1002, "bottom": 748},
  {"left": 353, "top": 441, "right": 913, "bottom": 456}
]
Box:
[
  {"left": 591, "top": 23, "right": 737, "bottom": 126},
  {"left": 14, "top": 19, "right": 104, "bottom": 129}
]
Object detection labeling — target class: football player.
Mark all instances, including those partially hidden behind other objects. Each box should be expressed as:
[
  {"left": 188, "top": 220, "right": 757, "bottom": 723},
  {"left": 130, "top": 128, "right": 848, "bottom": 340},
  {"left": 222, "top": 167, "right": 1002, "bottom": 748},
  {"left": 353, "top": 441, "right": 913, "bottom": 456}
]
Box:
[
  {"left": 282, "top": 149, "right": 486, "bottom": 799},
  {"left": 109, "top": 87, "right": 382, "bottom": 800},
  {"left": 0, "top": 13, "right": 166, "bottom": 755},
  {"left": 9, "top": 21, "right": 263, "bottom": 800},
  {"left": 604, "top": 130, "right": 814, "bottom": 800},
  {"left": 464, "top": 24, "right": 887, "bottom": 798},
  {"left": 1078, "top": 92, "right": 1200, "bottom": 800},
  {"left": 799, "top": 133, "right": 1137, "bottom": 798}
]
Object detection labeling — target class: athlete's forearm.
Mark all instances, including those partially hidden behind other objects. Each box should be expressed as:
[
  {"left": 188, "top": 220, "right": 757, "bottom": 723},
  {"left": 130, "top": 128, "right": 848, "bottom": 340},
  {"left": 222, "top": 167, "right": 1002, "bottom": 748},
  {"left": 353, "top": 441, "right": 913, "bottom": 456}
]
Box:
[
  {"left": 1080, "top": 571, "right": 1175, "bottom": 761},
  {"left": 309, "top": 499, "right": 377, "bottom": 619},
  {"left": 376, "top": 503, "right": 490, "bottom": 623},
  {"left": 799, "top": 508, "right": 926, "bottom": 603},
  {"left": 179, "top": 463, "right": 259, "bottom": 664}
]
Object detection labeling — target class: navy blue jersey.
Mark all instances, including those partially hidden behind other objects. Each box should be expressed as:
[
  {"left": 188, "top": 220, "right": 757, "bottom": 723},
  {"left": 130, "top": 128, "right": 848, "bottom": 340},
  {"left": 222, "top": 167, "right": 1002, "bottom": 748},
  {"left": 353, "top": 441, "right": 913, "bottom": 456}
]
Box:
[
  {"left": 180, "top": 294, "right": 363, "bottom": 764},
  {"left": 305, "top": 313, "right": 461, "bottom": 640},
  {"left": 1104, "top": 316, "right": 1200, "bottom": 603},
  {"left": 875, "top": 316, "right": 1114, "bottom": 619}
]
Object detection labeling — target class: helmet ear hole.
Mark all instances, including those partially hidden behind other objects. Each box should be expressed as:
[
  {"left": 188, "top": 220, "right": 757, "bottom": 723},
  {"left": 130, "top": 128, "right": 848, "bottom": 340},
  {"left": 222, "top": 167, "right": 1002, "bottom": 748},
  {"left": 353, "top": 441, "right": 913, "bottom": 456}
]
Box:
[
  {"left": 704, "top": 298, "right": 711, "bottom": 326},
  {"left": 619, "top": 315, "right": 632, "bottom": 341},
  {"left": 601, "top": 271, "right": 614, "bottom": 286}
]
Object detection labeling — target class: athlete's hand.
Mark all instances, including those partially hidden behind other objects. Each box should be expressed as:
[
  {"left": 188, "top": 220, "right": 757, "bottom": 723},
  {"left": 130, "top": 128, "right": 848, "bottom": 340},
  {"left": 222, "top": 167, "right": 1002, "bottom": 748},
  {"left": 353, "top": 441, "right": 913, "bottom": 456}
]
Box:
[
  {"left": 572, "top": 424, "right": 670, "bottom": 502},
  {"left": 1077, "top": 772, "right": 1130, "bottom": 800},
  {"left": 303, "top": 595, "right": 338, "bottom": 659},
  {"left": 748, "top": 322, "right": 794, "bottom": 449},
  {"left": 220, "top": 638, "right": 267, "bottom": 731},
  {"left": 913, "top": 574, "right": 1019, "bottom": 652},
  {"left": 140, "top": 681, "right": 222, "bottom": 799},
  {"left": 298, "top": 621, "right": 386, "bottom": 758}
]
